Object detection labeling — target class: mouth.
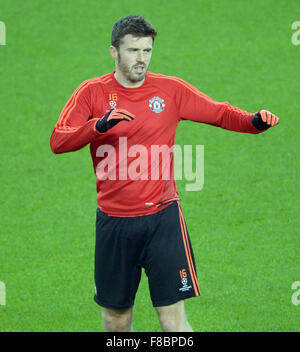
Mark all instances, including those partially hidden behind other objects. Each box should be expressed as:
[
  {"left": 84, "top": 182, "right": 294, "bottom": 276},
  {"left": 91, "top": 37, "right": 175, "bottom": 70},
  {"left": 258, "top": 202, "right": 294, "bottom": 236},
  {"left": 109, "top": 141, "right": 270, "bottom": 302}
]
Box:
[{"left": 134, "top": 65, "right": 145, "bottom": 74}]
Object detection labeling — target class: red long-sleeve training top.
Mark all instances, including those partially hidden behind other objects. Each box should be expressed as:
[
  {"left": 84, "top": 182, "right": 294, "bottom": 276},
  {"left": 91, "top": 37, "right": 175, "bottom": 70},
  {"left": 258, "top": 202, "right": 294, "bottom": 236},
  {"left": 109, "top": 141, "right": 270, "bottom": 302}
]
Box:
[{"left": 50, "top": 71, "right": 265, "bottom": 216}]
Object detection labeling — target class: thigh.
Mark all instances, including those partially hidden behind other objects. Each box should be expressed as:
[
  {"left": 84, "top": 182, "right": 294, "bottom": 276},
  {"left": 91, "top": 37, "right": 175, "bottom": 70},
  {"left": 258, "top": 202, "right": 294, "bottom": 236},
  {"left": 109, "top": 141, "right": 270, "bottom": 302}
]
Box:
[
  {"left": 94, "top": 209, "right": 144, "bottom": 309},
  {"left": 145, "top": 201, "right": 201, "bottom": 307}
]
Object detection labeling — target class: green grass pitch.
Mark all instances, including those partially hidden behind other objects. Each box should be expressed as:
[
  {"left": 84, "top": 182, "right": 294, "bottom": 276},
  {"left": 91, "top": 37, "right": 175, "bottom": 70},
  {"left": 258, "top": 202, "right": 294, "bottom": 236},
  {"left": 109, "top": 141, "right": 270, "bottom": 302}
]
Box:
[{"left": 0, "top": 0, "right": 299, "bottom": 332}]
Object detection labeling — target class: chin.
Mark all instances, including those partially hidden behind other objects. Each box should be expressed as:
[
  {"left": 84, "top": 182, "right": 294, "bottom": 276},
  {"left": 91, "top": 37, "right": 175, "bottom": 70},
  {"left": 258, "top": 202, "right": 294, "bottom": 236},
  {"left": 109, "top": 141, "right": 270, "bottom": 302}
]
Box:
[{"left": 130, "top": 73, "right": 146, "bottom": 83}]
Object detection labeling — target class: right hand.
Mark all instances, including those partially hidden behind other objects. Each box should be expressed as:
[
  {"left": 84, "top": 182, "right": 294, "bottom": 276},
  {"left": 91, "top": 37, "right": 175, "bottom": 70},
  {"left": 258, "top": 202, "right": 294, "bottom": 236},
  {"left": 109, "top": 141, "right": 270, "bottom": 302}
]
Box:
[{"left": 96, "top": 108, "right": 136, "bottom": 133}]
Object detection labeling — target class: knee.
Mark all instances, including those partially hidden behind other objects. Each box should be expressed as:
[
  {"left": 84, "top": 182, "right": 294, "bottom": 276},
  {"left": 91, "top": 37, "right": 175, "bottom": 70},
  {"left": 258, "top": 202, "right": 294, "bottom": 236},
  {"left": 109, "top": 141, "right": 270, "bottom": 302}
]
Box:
[
  {"left": 158, "top": 311, "right": 183, "bottom": 331},
  {"left": 156, "top": 301, "right": 193, "bottom": 332},
  {"left": 159, "top": 314, "right": 179, "bottom": 332},
  {"left": 159, "top": 313, "right": 192, "bottom": 332},
  {"left": 102, "top": 308, "right": 133, "bottom": 332}
]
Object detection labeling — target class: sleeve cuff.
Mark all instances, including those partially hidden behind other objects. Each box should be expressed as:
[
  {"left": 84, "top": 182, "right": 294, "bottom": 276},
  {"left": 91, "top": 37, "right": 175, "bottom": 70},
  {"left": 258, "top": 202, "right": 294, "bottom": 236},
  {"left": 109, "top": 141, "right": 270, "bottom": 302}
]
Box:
[{"left": 251, "top": 112, "right": 270, "bottom": 131}]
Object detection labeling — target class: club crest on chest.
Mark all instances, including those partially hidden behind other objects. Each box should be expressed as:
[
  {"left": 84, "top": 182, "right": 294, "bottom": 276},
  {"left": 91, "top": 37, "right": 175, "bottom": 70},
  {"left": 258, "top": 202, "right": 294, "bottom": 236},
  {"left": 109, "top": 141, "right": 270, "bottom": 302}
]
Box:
[{"left": 149, "top": 96, "right": 165, "bottom": 114}]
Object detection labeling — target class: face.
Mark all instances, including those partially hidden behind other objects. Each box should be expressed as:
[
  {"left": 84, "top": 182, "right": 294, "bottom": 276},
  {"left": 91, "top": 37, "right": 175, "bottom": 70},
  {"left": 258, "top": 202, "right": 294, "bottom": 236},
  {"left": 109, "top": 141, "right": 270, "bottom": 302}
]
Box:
[{"left": 110, "top": 34, "right": 153, "bottom": 87}]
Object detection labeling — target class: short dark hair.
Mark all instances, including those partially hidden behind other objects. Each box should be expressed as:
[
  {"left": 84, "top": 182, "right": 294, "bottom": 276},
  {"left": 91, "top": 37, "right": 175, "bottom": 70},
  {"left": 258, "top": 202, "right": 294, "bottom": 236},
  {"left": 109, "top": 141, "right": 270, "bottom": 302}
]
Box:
[{"left": 111, "top": 15, "right": 157, "bottom": 49}]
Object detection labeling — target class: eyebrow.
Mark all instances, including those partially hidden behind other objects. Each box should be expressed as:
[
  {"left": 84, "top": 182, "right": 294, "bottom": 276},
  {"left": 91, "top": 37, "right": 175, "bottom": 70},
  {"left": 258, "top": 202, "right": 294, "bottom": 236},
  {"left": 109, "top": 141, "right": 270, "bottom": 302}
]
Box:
[{"left": 127, "top": 47, "right": 152, "bottom": 50}]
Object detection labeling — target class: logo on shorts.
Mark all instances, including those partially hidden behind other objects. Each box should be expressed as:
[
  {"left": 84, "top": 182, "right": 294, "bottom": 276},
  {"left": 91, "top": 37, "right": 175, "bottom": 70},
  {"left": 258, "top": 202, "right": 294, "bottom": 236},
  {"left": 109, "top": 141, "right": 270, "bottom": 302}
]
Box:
[
  {"left": 149, "top": 96, "right": 165, "bottom": 114},
  {"left": 179, "top": 269, "right": 192, "bottom": 292}
]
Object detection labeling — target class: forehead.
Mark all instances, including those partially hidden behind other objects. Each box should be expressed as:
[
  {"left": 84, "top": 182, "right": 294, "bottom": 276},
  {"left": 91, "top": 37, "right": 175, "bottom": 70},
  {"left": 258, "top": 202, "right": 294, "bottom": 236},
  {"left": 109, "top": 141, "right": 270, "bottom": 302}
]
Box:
[{"left": 120, "top": 34, "right": 153, "bottom": 48}]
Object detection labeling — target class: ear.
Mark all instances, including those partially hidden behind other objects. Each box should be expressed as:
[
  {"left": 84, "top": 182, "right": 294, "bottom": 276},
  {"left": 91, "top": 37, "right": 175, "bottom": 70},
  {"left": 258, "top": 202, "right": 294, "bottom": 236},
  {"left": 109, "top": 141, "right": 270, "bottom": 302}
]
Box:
[{"left": 110, "top": 45, "right": 118, "bottom": 60}]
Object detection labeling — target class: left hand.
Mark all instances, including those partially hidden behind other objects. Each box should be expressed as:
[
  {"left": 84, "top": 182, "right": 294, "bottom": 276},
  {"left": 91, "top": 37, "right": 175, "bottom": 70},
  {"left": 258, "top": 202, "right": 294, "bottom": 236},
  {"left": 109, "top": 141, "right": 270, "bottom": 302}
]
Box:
[{"left": 259, "top": 110, "right": 280, "bottom": 127}]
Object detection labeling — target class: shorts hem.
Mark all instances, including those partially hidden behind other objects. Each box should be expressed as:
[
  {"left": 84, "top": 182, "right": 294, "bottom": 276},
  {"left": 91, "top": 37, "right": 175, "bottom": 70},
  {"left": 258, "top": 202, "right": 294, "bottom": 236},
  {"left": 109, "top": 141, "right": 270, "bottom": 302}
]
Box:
[
  {"left": 152, "top": 293, "right": 199, "bottom": 307},
  {"left": 94, "top": 295, "right": 134, "bottom": 310}
]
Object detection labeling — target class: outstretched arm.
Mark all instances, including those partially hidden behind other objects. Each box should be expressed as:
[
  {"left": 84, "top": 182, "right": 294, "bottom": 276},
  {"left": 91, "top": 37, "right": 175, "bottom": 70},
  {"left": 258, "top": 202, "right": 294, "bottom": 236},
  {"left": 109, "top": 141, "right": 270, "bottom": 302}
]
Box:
[{"left": 174, "top": 77, "right": 279, "bottom": 133}]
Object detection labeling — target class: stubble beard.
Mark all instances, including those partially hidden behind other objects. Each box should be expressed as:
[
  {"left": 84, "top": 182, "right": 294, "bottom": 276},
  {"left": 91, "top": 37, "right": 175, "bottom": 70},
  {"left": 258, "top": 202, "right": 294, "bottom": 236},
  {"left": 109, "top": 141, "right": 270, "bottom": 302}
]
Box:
[{"left": 117, "top": 53, "right": 147, "bottom": 83}]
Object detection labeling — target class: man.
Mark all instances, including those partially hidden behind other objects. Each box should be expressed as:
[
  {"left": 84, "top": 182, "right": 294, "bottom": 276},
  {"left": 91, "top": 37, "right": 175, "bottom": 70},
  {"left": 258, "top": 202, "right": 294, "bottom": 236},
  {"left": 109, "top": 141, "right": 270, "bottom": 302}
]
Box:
[{"left": 50, "top": 15, "right": 279, "bottom": 332}]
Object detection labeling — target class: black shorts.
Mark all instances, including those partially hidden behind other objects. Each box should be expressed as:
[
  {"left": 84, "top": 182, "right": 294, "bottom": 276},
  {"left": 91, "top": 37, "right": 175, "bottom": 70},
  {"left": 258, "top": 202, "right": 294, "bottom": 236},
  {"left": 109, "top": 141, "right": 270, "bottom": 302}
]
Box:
[{"left": 94, "top": 201, "right": 201, "bottom": 309}]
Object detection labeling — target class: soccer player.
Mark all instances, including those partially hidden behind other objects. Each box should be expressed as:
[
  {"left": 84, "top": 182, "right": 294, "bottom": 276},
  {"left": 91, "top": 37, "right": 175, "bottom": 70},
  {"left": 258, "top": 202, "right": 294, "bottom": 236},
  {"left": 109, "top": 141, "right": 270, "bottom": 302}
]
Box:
[{"left": 50, "top": 15, "right": 279, "bottom": 332}]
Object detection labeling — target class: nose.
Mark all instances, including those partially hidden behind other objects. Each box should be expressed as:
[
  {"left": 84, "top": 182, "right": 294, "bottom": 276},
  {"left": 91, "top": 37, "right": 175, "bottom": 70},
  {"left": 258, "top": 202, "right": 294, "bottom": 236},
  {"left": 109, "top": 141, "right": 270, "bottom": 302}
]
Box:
[{"left": 136, "top": 50, "right": 145, "bottom": 63}]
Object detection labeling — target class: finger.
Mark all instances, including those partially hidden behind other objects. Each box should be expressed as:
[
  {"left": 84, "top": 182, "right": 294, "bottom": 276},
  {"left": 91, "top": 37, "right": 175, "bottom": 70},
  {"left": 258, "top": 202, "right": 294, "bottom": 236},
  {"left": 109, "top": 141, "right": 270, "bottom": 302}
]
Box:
[
  {"left": 269, "top": 114, "right": 279, "bottom": 126},
  {"left": 115, "top": 109, "right": 136, "bottom": 120},
  {"left": 274, "top": 116, "right": 280, "bottom": 126},
  {"left": 271, "top": 114, "right": 278, "bottom": 126},
  {"left": 103, "top": 108, "right": 115, "bottom": 119},
  {"left": 107, "top": 113, "right": 135, "bottom": 122},
  {"left": 260, "top": 110, "right": 267, "bottom": 122},
  {"left": 117, "top": 111, "right": 135, "bottom": 120},
  {"left": 107, "top": 115, "right": 134, "bottom": 124},
  {"left": 120, "top": 116, "right": 134, "bottom": 122},
  {"left": 267, "top": 113, "right": 272, "bottom": 125},
  {"left": 108, "top": 114, "right": 134, "bottom": 122}
]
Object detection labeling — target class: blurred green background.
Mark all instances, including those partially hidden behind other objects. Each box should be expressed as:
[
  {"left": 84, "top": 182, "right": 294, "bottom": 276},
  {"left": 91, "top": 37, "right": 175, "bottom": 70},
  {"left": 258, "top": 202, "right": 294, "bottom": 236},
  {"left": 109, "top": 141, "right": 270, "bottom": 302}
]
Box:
[{"left": 0, "top": 0, "right": 299, "bottom": 331}]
